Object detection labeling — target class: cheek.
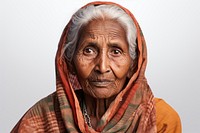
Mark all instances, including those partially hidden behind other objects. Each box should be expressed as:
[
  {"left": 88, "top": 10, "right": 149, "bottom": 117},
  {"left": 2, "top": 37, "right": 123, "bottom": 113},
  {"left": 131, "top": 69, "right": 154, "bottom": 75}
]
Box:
[
  {"left": 74, "top": 55, "right": 94, "bottom": 79},
  {"left": 111, "top": 57, "right": 131, "bottom": 78}
]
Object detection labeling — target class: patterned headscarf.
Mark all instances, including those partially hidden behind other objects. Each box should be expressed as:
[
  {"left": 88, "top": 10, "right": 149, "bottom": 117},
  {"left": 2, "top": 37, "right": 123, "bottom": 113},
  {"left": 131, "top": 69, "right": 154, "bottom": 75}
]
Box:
[{"left": 55, "top": 1, "right": 156, "bottom": 132}]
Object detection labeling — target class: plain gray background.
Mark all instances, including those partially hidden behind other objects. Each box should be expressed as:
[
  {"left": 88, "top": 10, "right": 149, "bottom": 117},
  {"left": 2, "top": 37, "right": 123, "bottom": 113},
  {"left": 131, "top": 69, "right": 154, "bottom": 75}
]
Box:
[{"left": 1, "top": 0, "right": 200, "bottom": 132}]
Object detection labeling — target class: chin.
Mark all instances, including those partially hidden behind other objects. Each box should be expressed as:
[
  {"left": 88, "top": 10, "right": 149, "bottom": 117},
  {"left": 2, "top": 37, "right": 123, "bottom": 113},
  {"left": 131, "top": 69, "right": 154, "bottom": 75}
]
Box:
[
  {"left": 91, "top": 90, "right": 117, "bottom": 99},
  {"left": 94, "top": 95, "right": 111, "bottom": 99}
]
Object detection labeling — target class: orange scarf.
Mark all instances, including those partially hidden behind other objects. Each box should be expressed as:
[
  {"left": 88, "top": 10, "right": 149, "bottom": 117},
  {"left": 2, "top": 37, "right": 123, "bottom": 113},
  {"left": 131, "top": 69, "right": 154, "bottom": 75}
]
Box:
[{"left": 56, "top": 1, "right": 156, "bottom": 132}]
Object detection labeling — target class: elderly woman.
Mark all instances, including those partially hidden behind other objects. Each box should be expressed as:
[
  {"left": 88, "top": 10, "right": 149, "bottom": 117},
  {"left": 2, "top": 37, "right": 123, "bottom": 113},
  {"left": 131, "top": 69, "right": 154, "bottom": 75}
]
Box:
[{"left": 12, "top": 1, "right": 181, "bottom": 133}]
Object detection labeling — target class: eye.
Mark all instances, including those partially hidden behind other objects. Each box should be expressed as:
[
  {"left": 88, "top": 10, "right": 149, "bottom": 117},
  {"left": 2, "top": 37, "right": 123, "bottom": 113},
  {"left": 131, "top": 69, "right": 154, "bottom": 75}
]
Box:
[
  {"left": 83, "top": 47, "right": 97, "bottom": 56},
  {"left": 110, "top": 48, "right": 122, "bottom": 57}
]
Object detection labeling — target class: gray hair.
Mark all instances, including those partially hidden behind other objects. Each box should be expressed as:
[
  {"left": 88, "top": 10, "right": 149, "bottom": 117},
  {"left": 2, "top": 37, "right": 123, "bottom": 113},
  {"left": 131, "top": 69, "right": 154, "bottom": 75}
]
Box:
[{"left": 63, "top": 4, "right": 137, "bottom": 62}]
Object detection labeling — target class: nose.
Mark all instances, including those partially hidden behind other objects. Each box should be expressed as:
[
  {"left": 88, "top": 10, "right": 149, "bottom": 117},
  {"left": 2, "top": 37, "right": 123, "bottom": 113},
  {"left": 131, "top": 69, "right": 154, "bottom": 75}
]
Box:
[{"left": 95, "top": 50, "right": 111, "bottom": 74}]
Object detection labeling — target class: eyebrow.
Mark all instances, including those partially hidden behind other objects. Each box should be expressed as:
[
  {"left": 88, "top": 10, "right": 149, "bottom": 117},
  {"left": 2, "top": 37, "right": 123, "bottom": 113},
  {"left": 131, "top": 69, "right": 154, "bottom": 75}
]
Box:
[
  {"left": 87, "top": 42, "right": 97, "bottom": 47},
  {"left": 107, "top": 43, "right": 122, "bottom": 48}
]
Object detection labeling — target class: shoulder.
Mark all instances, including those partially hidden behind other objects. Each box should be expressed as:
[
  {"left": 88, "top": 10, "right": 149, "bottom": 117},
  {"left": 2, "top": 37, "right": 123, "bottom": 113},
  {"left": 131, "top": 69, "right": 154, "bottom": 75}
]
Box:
[
  {"left": 11, "top": 92, "right": 63, "bottom": 132},
  {"left": 27, "top": 92, "right": 58, "bottom": 115},
  {"left": 154, "top": 98, "right": 182, "bottom": 133}
]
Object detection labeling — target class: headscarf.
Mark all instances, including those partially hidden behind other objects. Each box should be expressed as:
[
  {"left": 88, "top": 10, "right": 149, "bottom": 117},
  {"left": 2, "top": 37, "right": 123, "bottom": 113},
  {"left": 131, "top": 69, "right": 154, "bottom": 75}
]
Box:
[{"left": 55, "top": 1, "right": 156, "bottom": 133}]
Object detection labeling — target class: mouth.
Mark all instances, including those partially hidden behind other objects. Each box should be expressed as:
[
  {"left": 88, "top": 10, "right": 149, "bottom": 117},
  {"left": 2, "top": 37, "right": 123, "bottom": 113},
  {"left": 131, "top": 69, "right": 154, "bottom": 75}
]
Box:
[{"left": 89, "top": 79, "right": 113, "bottom": 87}]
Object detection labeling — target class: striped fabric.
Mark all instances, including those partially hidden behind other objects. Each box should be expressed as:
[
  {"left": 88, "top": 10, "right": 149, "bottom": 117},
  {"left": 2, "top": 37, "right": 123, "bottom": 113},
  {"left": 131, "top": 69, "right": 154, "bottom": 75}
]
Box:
[{"left": 11, "top": 1, "right": 181, "bottom": 133}]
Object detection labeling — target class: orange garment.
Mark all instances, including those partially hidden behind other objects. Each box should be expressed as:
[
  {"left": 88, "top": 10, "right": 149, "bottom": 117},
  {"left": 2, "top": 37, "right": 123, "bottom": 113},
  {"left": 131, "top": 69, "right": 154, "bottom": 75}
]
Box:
[{"left": 155, "top": 98, "right": 182, "bottom": 133}]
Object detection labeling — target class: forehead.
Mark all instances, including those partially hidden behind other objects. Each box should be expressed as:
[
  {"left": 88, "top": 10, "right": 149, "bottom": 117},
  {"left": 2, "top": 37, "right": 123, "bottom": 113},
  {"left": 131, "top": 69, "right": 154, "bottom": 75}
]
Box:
[{"left": 81, "top": 19, "right": 126, "bottom": 39}]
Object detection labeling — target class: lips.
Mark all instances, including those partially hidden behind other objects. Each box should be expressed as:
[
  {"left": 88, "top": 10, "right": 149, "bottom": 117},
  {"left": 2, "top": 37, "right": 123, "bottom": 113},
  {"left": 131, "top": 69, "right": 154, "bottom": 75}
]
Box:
[{"left": 89, "top": 79, "right": 114, "bottom": 87}]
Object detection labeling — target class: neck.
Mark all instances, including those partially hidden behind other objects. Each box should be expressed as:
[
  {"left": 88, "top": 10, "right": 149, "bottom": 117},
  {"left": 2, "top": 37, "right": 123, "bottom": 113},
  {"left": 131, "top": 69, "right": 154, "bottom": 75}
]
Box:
[{"left": 83, "top": 93, "right": 116, "bottom": 128}]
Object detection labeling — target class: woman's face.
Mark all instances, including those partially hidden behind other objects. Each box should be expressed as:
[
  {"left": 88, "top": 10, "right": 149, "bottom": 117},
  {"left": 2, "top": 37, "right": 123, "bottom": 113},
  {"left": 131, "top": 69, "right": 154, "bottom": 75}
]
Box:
[{"left": 73, "top": 20, "right": 132, "bottom": 99}]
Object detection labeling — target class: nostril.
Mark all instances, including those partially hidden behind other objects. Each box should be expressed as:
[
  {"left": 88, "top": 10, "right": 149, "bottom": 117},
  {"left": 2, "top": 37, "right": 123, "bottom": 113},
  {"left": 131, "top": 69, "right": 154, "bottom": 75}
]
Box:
[
  {"left": 105, "top": 69, "right": 111, "bottom": 73},
  {"left": 95, "top": 69, "right": 102, "bottom": 74},
  {"left": 94, "top": 66, "right": 110, "bottom": 74}
]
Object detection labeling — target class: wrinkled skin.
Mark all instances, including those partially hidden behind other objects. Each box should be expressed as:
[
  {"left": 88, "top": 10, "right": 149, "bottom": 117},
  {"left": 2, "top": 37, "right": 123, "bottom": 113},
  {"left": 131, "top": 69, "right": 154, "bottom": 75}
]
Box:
[
  {"left": 73, "top": 19, "right": 132, "bottom": 128},
  {"left": 73, "top": 19, "right": 132, "bottom": 99}
]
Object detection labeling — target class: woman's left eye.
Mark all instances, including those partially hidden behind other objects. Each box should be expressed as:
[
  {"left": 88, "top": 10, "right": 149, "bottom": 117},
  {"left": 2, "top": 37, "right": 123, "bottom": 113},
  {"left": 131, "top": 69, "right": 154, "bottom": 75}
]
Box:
[{"left": 110, "top": 48, "right": 122, "bottom": 56}]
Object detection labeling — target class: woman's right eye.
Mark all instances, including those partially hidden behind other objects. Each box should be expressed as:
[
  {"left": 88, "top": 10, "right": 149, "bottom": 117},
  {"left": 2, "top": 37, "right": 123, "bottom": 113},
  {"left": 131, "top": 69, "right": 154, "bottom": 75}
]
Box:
[{"left": 83, "top": 47, "right": 96, "bottom": 56}]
